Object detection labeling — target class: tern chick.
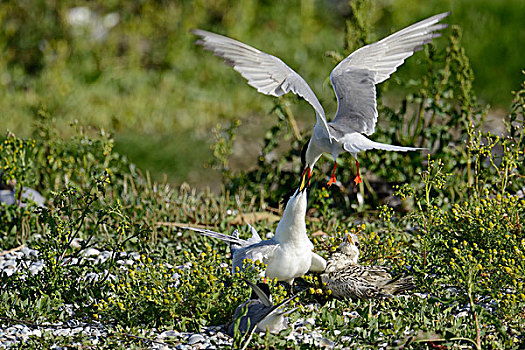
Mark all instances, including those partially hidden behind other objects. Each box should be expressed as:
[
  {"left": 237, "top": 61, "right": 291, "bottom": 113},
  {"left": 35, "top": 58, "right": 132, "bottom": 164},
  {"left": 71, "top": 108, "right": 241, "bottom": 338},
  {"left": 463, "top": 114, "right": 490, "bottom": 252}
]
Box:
[
  {"left": 321, "top": 234, "right": 415, "bottom": 299},
  {"left": 182, "top": 187, "right": 326, "bottom": 284},
  {"left": 227, "top": 279, "right": 299, "bottom": 336}
]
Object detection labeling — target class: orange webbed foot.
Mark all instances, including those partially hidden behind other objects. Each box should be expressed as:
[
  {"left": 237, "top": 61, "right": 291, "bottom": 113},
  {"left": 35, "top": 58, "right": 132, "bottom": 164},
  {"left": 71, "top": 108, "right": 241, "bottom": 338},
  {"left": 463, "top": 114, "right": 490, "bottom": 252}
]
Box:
[
  {"left": 353, "top": 175, "right": 362, "bottom": 185},
  {"left": 327, "top": 161, "right": 338, "bottom": 186}
]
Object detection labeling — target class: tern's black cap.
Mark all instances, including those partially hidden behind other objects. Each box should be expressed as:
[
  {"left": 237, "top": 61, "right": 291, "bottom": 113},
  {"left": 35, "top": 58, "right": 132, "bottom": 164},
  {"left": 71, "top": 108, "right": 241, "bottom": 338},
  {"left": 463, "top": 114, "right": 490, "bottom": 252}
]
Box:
[{"left": 300, "top": 140, "right": 309, "bottom": 168}]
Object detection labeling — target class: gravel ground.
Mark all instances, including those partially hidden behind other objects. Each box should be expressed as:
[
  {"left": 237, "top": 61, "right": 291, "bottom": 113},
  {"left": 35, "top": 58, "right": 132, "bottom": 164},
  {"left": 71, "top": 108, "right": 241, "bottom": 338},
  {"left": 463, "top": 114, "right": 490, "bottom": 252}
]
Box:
[
  {"left": 3, "top": 245, "right": 500, "bottom": 349},
  {"left": 0, "top": 246, "right": 344, "bottom": 349}
]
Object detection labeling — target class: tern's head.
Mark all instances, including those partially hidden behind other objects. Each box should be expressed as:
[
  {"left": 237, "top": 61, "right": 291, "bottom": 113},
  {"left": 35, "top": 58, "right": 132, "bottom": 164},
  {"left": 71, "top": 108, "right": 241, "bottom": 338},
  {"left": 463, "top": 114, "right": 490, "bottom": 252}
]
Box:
[
  {"left": 336, "top": 234, "right": 360, "bottom": 264},
  {"left": 299, "top": 141, "right": 311, "bottom": 192},
  {"left": 281, "top": 187, "right": 307, "bottom": 215},
  {"left": 275, "top": 187, "right": 308, "bottom": 240}
]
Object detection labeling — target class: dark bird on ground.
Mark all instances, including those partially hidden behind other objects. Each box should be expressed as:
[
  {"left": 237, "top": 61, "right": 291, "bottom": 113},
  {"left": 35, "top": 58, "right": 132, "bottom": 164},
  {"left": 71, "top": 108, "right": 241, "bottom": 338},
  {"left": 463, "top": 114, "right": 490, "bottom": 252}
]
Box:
[{"left": 227, "top": 279, "right": 300, "bottom": 336}]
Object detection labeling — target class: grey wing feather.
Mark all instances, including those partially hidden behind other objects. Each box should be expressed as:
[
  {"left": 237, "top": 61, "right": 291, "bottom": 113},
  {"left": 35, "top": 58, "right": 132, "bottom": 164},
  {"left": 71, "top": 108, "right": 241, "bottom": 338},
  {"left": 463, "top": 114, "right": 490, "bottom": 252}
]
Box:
[
  {"left": 329, "top": 12, "right": 449, "bottom": 136},
  {"left": 191, "top": 29, "right": 330, "bottom": 134},
  {"left": 244, "top": 279, "right": 273, "bottom": 307},
  {"left": 261, "top": 289, "right": 304, "bottom": 322},
  {"left": 232, "top": 240, "right": 279, "bottom": 272},
  {"left": 246, "top": 223, "right": 262, "bottom": 244},
  {"left": 329, "top": 68, "right": 378, "bottom": 137}
]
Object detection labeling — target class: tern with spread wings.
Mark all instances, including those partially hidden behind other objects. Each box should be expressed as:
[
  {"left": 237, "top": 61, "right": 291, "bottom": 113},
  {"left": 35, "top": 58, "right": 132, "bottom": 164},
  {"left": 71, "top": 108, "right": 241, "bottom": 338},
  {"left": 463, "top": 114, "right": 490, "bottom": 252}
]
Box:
[{"left": 192, "top": 12, "right": 449, "bottom": 188}]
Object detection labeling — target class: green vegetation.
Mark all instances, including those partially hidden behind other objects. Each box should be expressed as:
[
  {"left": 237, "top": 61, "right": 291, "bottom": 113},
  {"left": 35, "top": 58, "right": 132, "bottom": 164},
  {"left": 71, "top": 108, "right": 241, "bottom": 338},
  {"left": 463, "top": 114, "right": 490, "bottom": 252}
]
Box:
[
  {"left": 1, "top": 0, "right": 523, "bottom": 185},
  {"left": 1, "top": 1, "right": 524, "bottom": 348}
]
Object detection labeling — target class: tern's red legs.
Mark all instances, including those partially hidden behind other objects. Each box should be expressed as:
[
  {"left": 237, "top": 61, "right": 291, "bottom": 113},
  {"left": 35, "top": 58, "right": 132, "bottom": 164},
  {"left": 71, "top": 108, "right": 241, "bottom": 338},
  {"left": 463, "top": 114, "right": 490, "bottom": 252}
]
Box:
[
  {"left": 327, "top": 162, "right": 337, "bottom": 186},
  {"left": 354, "top": 159, "right": 362, "bottom": 185},
  {"left": 327, "top": 159, "right": 361, "bottom": 186}
]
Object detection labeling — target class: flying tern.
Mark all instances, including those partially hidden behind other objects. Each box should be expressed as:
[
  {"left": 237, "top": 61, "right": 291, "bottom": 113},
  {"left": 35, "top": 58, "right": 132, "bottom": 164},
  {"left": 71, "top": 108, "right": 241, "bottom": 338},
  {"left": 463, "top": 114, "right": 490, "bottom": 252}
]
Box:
[
  {"left": 182, "top": 187, "right": 326, "bottom": 284},
  {"left": 321, "top": 234, "right": 415, "bottom": 299},
  {"left": 191, "top": 12, "right": 449, "bottom": 188}
]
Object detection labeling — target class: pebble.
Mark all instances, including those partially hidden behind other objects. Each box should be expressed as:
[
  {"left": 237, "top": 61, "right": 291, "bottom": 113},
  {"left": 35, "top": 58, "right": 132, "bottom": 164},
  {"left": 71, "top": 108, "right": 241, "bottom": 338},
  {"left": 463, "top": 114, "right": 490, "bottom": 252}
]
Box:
[
  {"left": 158, "top": 330, "right": 179, "bottom": 338},
  {"left": 305, "top": 317, "right": 316, "bottom": 326},
  {"left": 187, "top": 334, "right": 205, "bottom": 345},
  {"left": 0, "top": 246, "right": 374, "bottom": 349},
  {"left": 319, "top": 337, "right": 335, "bottom": 348},
  {"left": 83, "top": 248, "right": 101, "bottom": 257}
]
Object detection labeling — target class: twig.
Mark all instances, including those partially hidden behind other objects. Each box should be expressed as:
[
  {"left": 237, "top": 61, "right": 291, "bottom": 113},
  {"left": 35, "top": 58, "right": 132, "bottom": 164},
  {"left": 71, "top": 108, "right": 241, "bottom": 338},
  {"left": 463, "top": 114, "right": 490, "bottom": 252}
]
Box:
[
  {"left": 414, "top": 336, "right": 479, "bottom": 348},
  {"left": 283, "top": 103, "right": 303, "bottom": 141},
  {"left": 156, "top": 222, "right": 209, "bottom": 229},
  {"left": 239, "top": 325, "right": 258, "bottom": 350},
  {"left": 474, "top": 311, "right": 482, "bottom": 349},
  {"left": 0, "top": 316, "right": 50, "bottom": 328},
  {"left": 0, "top": 244, "right": 25, "bottom": 256}
]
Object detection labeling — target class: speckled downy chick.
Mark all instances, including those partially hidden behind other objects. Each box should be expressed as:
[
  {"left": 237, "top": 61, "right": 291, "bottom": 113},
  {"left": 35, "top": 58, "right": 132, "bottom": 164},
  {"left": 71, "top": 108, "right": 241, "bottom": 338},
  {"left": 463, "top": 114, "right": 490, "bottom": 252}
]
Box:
[
  {"left": 227, "top": 280, "right": 299, "bottom": 336},
  {"left": 321, "top": 234, "right": 415, "bottom": 299}
]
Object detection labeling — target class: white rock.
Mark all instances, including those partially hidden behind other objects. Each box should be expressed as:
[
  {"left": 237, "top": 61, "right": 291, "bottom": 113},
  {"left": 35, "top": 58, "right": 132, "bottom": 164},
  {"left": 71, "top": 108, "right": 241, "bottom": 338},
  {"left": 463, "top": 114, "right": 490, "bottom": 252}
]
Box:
[
  {"left": 83, "top": 248, "right": 100, "bottom": 257},
  {"left": 305, "top": 317, "right": 315, "bottom": 326},
  {"left": 188, "top": 334, "right": 205, "bottom": 345},
  {"left": 70, "top": 238, "right": 83, "bottom": 249},
  {"left": 71, "top": 327, "right": 83, "bottom": 335},
  {"left": 158, "top": 330, "right": 179, "bottom": 338},
  {"left": 54, "top": 328, "right": 71, "bottom": 337},
  {"left": 318, "top": 337, "right": 335, "bottom": 348},
  {"left": 3, "top": 259, "right": 16, "bottom": 268}
]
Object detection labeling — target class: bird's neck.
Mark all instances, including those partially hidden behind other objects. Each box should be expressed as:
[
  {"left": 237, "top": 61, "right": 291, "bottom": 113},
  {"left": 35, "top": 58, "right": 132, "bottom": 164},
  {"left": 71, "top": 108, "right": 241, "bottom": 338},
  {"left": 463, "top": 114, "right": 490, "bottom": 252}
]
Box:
[
  {"left": 306, "top": 131, "right": 326, "bottom": 168},
  {"left": 325, "top": 252, "right": 357, "bottom": 272},
  {"left": 273, "top": 194, "right": 310, "bottom": 246},
  {"left": 273, "top": 215, "right": 309, "bottom": 245}
]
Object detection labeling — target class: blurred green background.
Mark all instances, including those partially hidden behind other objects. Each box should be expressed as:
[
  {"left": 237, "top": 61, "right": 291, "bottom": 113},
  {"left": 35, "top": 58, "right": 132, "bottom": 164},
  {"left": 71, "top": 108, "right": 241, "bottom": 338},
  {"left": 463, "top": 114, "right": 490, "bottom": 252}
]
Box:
[{"left": 1, "top": 0, "right": 523, "bottom": 188}]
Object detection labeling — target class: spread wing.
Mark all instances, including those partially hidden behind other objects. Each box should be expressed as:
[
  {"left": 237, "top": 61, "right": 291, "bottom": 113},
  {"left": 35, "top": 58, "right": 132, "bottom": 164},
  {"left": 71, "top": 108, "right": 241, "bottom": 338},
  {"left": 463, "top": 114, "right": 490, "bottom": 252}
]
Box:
[
  {"left": 191, "top": 29, "right": 330, "bottom": 134},
  {"left": 329, "top": 12, "right": 449, "bottom": 136}
]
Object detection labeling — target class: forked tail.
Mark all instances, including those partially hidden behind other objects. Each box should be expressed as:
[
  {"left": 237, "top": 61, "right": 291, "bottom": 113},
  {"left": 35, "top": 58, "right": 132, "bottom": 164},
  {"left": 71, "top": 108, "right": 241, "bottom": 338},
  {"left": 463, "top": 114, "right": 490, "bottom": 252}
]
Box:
[
  {"left": 370, "top": 141, "right": 425, "bottom": 152},
  {"left": 181, "top": 227, "right": 247, "bottom": 246}
]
